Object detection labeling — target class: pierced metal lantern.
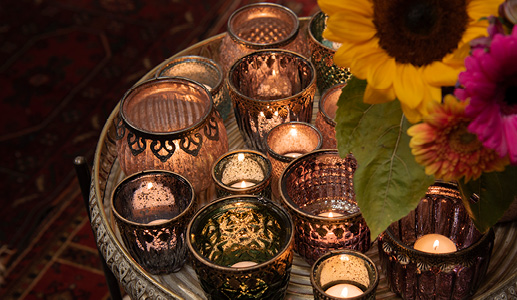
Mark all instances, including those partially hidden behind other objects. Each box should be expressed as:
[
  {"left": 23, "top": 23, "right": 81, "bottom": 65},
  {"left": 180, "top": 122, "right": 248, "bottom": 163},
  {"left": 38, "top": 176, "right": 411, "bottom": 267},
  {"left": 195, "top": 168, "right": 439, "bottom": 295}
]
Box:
[{"left": 115, "top": 77, "right": 229, "bottom": 194}]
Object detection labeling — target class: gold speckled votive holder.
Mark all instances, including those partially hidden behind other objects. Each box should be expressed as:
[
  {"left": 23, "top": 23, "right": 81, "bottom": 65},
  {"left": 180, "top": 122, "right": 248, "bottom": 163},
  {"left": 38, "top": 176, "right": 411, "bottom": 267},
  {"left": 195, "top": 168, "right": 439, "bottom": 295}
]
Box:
[
  {"left": 212, "top": 149, "right": 272, "bottom": 199},
  {"left": 311, "top": 250, "right": 379, "bottom": 300}
]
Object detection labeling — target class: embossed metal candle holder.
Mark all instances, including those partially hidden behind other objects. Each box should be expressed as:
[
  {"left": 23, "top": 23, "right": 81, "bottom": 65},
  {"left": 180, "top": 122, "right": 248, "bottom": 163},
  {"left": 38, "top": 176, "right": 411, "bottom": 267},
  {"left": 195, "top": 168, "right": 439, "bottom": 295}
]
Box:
[
  {"left": 311, "top": 250, "right": 379, "bottom": 300},
  {"left": 377, "top": 181, "right": 495, "bottom": 300},
  {"left": 315, "top": 83, "right": 344, "bottom": 149},
  {"left": 308, "top": 11, "right": 352, "bottom": 93},
  {"left": 156, "top": 55, "right": 231, "bottom": 120},
  {"left": 114, "top": 77, "right": 229, "bottom": 195},
  {"left": 187, "top": 195, "right": 294, "bottom": 300},
  {"left": 111, "top": 170, "right": 196, "bottom": 274},
  {"left": 279, "top": 149, "right": 370, "bottom": 265},
  {"left": 219, "top": 2, "right": 308, "bottom": 73},
  {"left": 265, "top": 121, "right": 323, "bottom": 199},
  {"left": 212, "top": 149, "right": 273, "bottom": 198},
  {"left": 228, "top": 49, "right": 316, "bottom": 153}
]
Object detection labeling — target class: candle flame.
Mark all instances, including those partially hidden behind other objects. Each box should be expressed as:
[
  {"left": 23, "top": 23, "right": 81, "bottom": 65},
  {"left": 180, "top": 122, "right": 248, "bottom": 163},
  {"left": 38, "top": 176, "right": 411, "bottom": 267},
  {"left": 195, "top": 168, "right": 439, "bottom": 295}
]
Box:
[
  {"left": 146, "top": 182, "right": 153, "bottom": 189},
  {"left": 289, "top": 128, "right": 298, "bottom": 136},
  {"left": 341, "top": 287, "right": 349, "bottom": 297},
  {"left": 272, "top": 70, "right": 277, "bottom": 76},
  {"left": 433, "top": 240, "right": 440, "bottom": 251},
  {"left": 340, "top": 255, "right": 350, "bottom": 261},
  {"left": 237, "top": 153, "right": 245, "bottom": 161},
  {"left": 328, "top": 212, "right": 334, "bottom": 218},
  {"left": 238, "top": 181, "right": 247, "bottom": 188}
]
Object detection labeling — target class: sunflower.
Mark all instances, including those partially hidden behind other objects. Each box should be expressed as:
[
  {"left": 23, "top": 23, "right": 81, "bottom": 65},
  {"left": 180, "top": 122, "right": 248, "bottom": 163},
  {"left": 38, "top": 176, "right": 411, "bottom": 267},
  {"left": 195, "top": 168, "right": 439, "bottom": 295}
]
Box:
[
  {"left": 408, "top": 95, "right": 509, "bottom": 181},
  {"left": 319, "top": 0, "right": 500, "bottom": 123}
]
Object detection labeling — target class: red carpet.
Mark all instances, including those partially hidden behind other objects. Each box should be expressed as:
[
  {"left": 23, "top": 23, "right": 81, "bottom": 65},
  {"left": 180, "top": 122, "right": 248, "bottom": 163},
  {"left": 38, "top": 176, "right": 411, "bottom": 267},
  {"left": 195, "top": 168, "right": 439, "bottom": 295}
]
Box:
[{"left": 0, "top": 0, "right": 318, "bottom": 298}]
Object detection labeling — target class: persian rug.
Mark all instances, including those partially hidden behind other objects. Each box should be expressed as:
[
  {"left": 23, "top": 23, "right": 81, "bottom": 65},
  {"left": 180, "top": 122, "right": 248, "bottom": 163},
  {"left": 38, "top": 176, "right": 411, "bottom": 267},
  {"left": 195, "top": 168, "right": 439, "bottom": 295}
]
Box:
[{"left": 0, "top": 0, "right": 319, "bottom": 298}]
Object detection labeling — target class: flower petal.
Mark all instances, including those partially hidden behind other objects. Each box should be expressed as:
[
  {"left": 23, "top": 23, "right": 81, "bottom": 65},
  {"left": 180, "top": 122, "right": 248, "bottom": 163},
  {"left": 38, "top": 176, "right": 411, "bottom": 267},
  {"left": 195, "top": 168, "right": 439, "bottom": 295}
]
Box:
[
  {"left": 318, "top": 0, "right": 373, "bottom": 18},
  {"left": 363, "top": 84, "right": 395, "bottom": 104},
  {"left": 324, "top": 11, "right": 376, "bottom": 43}
]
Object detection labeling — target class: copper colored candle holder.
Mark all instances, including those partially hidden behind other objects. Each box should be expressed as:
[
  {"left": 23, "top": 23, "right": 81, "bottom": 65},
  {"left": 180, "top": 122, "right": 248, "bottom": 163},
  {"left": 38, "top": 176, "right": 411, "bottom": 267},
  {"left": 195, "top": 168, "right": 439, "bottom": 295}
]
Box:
[
  {"left": 155, "top": 55, "right": 231, "bottom": 120},
  {"left": 265, "top": 121, "right": 323, "bottom": 199},
  {"left": 187, "top": 195, "right": 294, "bottom": 300},
  {"left": 315, "top": 83, "right": 344, "bottom": 149},
  {"left": 377, "top": 181, "right": 495, "bottom": 300},
  {"left": 279, "top": 149, "right": 370, "bottom": 265},
  {"left": 211, "top": 149, "right": 272, "bottom": 199},
  {"left": 308, "top": 11, "right": 352, "bottom": 94},
  {"left": 114, "top": 77, "right": 229, "bottom": 194},
  {"left": 111, "top": 170, "right": 196, "bottom": 274},
  {"left": 228, "top": 49, "right": 316, "bottom": 153},
  {"left": 219, "top": 2, "right": 308, "bottom": 73},
  {"left": 311, "top": 250, "right": 379, "bottom": 300}
]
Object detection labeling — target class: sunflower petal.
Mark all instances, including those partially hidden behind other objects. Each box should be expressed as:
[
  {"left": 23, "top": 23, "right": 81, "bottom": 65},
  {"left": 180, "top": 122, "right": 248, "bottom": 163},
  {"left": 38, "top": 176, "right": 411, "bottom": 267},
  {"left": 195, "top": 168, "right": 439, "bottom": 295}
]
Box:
[
  {"left": 318, "top": 0, "right": 373, "bottom": 18},
  {"left": 324, "top": 12, "right": 376, "bottom": 43},
  {"left": 366, "top": 52, "right": 396, "bottom": 90},
  {"left": 363, "top": 84, "right": 395, "bottom": 104},
  {"left": 393, "top": 64, "right": 425, "bottom": 110},
  {"left": 422, "top": 62, "right": 460, "bottom": 87}
]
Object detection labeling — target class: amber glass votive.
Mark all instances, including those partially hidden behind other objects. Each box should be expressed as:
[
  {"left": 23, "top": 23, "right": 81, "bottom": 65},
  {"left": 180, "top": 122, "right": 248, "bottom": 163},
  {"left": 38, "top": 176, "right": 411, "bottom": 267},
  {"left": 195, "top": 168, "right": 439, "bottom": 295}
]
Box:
[
  {"left": 228, "top": 49, "right": 316, "bottom": 153},
  {"left": 219, "top": 2, "right": 308, "bottom": 72},
  {"left": 377, "top": 181, "right": 495, "bottom": 300},
  {"left": 187, "top": 195, "right": 294, "bottom": 300},
  {"left": 308, "top": 11, "right": 352, "bottom": 93},
  {"left": 315, "top": 83, "right": 344, "bottom": 149},
  {"left": 279, "top": 149, "right": 370, "bottom": 265},
  {"left": 311, "top": 250, "right": 379, "bottom": 300},
  {"left": 212, "top": 149, "right": 272, "bottom": 199},
  {"left": 155, "top": 55, "right": 231, "bottom": 120},
  {"left": 265, "top": 121, "right": 322, "bottom": 199},
  {"left": 114, "top": 77, "right": 229, "bottom": 194},
  {"left": 111, "top": 170, "right": 196, "bottom": 274}
]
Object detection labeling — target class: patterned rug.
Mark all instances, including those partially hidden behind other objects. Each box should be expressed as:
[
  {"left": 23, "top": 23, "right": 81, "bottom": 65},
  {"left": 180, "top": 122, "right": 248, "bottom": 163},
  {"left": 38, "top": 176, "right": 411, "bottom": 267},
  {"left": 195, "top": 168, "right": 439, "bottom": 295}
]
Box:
[{"left": 0, "top": 0, "right": 318, "bottom": 298}]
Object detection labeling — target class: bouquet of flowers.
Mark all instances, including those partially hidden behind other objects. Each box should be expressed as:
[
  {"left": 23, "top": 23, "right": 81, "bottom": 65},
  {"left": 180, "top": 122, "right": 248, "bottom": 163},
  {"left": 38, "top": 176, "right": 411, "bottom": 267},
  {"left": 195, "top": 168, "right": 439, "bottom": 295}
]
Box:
[{"left": 319, "top": 0, "right": 517, "bottom": 238}]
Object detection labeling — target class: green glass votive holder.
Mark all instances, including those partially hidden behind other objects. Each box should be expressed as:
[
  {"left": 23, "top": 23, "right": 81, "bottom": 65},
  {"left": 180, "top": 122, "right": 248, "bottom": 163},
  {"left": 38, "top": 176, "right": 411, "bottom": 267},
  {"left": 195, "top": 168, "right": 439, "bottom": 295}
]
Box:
[
  {"left": 187, "top": 195, "right": 294, "bottom": 300},
  {"left": 311, "top": 250, "right": 379, "bottom": 300}
]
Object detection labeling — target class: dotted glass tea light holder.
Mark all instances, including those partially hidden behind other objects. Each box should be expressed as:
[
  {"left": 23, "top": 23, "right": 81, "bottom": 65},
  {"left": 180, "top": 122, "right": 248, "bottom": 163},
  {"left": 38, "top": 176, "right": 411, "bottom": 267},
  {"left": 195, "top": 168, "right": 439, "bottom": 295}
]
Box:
[
  {"left": 186, "top": 195, "right": 294, "bottom": 300},
  {"left": 228, "top": 49, "right": 316, "bottom": 153},
  {"left": 310, "top": 250, "right": 379, "bottom": 300},
  {"left": 219, "top": 2, "right": 308, "bottom": 73},
  {"left": 308, "top": 11, "right": 352, "bottom": 94},
  {"left": 279, "top": 149, "right": 371, "bottom": 265},
  {"left": 155, "top": 55, "right": 231, "bottom": 120},
  {"left": 264, "top": 121, "right": 323, "bottom": 200},
  {"left": 211, "top": 149, "right": 273, "bottom": 198},
  {"left": 377, "top": 181, "right": 495, "bottom": 300},
  {"left": 315, "top": 83, "right": 345, "bottom": 149},
  {"left": 111, "top": 170, "right": 196, "bottom": 274},
  {"left": 114, "top": 77, "right": 229, "bottom": 197}
]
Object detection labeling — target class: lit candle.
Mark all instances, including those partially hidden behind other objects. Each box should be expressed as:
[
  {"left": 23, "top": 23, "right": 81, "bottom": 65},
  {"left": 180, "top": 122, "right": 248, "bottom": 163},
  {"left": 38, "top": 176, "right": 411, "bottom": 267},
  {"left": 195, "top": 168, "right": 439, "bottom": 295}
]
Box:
[
  {"left": 230, "top": 180, "right": 256, "bottom": 188},
  {"left": 231, "top": 261, "right": 258, "bottom": 268},
  {"left": 413, "top": 233, "right": 457, "bottom": 254},
  {"left": 257, "top": 70, "right": 292, "bottom": 98},
  {"left": 133, "top": 181, "right": 174, "bottom": 210},
  {"left": 325, "top": 283, "right": 363, "bottom": 298},
  {"left": 318, "top": 212, "right": 344, "bottom": 218},
  {"left": 283, "top": 152, "right": 303, "bottom": 158},
  {"left": 147, "top": 218, "right": 169, "bottom": 225}
]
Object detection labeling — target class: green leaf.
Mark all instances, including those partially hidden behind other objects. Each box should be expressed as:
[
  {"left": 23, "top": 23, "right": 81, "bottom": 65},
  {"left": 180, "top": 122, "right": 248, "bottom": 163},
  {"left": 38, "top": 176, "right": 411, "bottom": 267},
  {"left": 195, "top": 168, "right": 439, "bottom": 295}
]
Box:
[
  {"left": 458, "top": 165, "right": 517, "bottom": 233},
  {"left": 335, "top": 77, "right": 434, "bottom": 240}
]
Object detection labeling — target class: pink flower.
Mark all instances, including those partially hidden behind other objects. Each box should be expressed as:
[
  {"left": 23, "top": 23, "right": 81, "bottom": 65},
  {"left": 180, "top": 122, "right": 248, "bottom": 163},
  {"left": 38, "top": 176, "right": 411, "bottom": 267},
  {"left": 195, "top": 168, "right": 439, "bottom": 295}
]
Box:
[{"left": 455, "top": 26, "right": 517, "bottom": 164}]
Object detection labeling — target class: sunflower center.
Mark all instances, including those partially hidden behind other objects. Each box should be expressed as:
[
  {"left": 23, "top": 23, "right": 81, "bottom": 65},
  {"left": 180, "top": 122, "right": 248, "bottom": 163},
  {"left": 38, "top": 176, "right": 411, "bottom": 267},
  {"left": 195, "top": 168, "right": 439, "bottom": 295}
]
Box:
[
  {"left": 449, "top": 124, "right": 482, "bottom": 154},
  {"left": 373, "top": 0, "right": 469, "bottom": 66}
]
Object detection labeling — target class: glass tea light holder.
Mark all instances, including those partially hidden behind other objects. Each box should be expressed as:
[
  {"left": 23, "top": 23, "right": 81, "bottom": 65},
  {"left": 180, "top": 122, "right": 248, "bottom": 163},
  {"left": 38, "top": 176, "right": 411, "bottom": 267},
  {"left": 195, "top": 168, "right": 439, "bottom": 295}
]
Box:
[
  {"left": 186, "top": 195, "right": 294, "bottom": 300},
  {"left": 377, "top": 181, "right": 495, "bottom": 300},
  {"left": 114, "top": 77, "right": 229, "bottom": 195},
  {"left": 264, "top": 121, "right": 323, "bottom": 200},
  {"left": 219, "top": 2, "right": 308, "bottom": 73},
  {"left": 308, "top": 11, "right": 352, "bottom": 94},
  {"left": 155, "top": 55, "right": 231, "bottom": 120},
  {"left": 279, "top": 149, "right": 371, "bottom": 265},
  {"left": 212, "top": 149, "right": 272, "bottom": 199},
  {"left": 315, "top": 83, "right": 345, "bottom": 149},
  {"left": 310, "top": 250, "right": 379, "bottom": 300},
  {"left": 228, "top": 49, "right": 316, "bottom": 153},
  {"left": 111, "top": 170, "right": 196, "bottom": 274}
]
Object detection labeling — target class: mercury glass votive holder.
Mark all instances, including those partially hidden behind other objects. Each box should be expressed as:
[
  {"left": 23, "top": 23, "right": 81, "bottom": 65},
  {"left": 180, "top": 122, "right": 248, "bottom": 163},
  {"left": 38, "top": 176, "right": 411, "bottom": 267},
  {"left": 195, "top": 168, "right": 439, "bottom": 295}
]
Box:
[
  {"left": 219, "top": 2, "right": 308, "bottom": 73},
  {"left": 265, "top": 121, "right": 323, "bottom": 200},
  {"left": 377, "top": 181, "right": 495, "bottom": 300},
  {"left": 308, "top": 11, "right": 352, "bottom": 94},
  {"left": 187, "top": 195, "right": 294, "bottom": 300},
  {"left": 155, "top": 55, "right": 231, "bottom": 120},
  {"left": 311, "top": 250, "right": 379, "bottom": 300},
  {"left": 315, "top": 83, "right": 344, "bottom": 149},
  {"left": 111, "top": 170, "right": 196, "bottom": 274},
  {"left": 212, "top": 149, "right": 272, "bottom": 199},
  {"left": 228, "top": 49, "right": 316, "bottom": 153},
  {"left": 114, "top": 77, "right": 229, "bottom": 195},
  {"left": 279, "top": 149, "right": 370, "bottom": 265}
]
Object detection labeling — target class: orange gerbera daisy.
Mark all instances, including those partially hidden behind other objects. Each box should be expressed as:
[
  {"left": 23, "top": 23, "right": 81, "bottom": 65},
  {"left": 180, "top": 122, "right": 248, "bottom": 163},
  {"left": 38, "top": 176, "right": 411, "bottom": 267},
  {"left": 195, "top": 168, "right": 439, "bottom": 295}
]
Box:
[{"left": 408, "top": 95, "right": 509, "bottom": 181}]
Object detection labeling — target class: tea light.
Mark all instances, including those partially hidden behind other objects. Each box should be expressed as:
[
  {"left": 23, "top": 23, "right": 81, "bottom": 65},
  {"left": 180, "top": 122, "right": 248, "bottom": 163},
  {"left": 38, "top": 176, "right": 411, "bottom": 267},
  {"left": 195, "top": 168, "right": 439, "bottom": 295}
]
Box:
[
  {"left": 318, "top": 212, "right": 344, "bottom": 218},
  {"left": 326, "top": 284, "right": 363, "bottom": 298},
  {"left": 231, "top": 261, "right": 258, "bottom": 268},
  {"left": 414, "top": 233, "right": 457, "bottom": 254},
  {"left": 257, "top": 70, "right": 293, "bottom": 99},
  {"left": 230, "top": 180, "right": 257, "bottom": 188},
  {"left": 147, "top": 219, "right": 169, "bottom": 225},
  {"left": 283, "top": 152, "right": 303, "bottom": 158}
]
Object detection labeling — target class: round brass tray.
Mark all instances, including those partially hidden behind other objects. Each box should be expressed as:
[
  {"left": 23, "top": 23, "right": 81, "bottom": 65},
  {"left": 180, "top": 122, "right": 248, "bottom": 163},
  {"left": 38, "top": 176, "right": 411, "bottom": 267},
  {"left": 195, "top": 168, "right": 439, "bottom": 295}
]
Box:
[{"left": 91, "top": 18, "right": 517, "bottom": 299}]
